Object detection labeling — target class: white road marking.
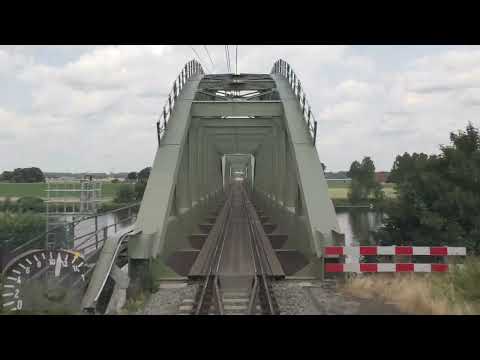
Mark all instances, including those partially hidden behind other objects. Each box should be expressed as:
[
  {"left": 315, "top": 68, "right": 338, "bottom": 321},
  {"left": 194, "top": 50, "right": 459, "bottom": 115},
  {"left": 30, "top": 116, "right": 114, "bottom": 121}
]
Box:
[
  {"left": 33, "top": 255, "right": 40, "bottom": 263},
  {"left": 25, "top": 258, "right": 32, "bottom": 265},
  {"left": 2, "top": 293, "right": 14, "bottom": 297},
  {"left": 41, "top": 253, "right": 46, "bottom": 260},
  {"left": 4, "top": 285, "right": 14, "bottom": 288},
  {"left": 19, "top": 263, "right": 27, "bottom": 270},
  {"left": 6, "top": 277, "right": 17, "bottom": 281},
  {"left": 12, "top": 269, "right": 21, "bottom": 275},
  {"left": 3, "top": 301, "right": 15, "bottom": 307}
]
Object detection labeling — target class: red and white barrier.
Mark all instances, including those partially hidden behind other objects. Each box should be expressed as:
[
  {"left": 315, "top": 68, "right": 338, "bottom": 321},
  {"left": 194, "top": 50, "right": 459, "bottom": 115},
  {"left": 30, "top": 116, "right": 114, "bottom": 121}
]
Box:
[
  {"left": 325, "top": 263, "right": 450, "bottom": 273},
  {"left": 324, "top": 246, "right": 466, "bottom": 257},
  {"left": 324, "top": 246, "right": 466, "bottom": 273}
]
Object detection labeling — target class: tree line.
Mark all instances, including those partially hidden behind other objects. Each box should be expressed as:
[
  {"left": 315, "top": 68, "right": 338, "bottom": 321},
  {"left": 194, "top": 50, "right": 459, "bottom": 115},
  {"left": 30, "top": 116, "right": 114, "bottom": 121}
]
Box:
[
  {"left": 112, "top": 167, "right": 151, "bottom": 204},
  {"left": 377, "top": 122, "right": 480, "bottom": 253},
  {"left": 342, "top": 122, "right": 480, "bottom": 254},
  {"left": 0, "top": 167, "right": 45, "bottom": 183}
]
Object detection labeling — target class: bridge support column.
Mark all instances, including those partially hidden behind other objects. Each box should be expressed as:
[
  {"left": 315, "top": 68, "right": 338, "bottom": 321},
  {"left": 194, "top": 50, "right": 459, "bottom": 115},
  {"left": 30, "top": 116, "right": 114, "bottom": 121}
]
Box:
[{"left": 127, "top": 259, "right": 152, "bottom": 300}]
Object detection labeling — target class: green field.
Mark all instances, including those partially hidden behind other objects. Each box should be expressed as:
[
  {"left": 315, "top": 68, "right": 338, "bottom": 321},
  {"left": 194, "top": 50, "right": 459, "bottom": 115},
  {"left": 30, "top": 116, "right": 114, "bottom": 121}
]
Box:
[
  {"left": 0, "top": 181, "right": 396, "bottom": 201},
  {"left": 0, "top": 182, "right": 132, "bottom": 200},
  {"left": 327, "top": 182, "right": 396, "bottom": 200}
]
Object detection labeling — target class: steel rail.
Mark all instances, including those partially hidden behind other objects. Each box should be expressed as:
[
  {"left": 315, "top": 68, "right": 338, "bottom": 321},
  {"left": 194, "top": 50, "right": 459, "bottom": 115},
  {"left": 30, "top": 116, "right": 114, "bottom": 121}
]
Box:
[
  {"left": 192, "top": 183, "right": 278, "bottom": 315},
  {"left": 245, "top": 191, "right": 260, "bottom": 315},
  {"left": 194, "top": 191, "right": 233, "bottom": 315},
  {"left": 242, "top": 187, "right": 276, "bottom": 314}
]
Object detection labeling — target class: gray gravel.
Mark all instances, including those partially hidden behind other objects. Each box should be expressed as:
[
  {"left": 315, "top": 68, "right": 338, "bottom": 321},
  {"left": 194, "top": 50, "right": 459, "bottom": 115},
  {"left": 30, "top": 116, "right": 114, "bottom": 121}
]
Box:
[
  {"left": 134, "top": 282, "right": 198, "bottom": 315},
  {"left": 129, "top": 279, "right": 404, "bottom": 315},
  {"left": 272, "top": 279, "right": 404, "bottom": 315}
]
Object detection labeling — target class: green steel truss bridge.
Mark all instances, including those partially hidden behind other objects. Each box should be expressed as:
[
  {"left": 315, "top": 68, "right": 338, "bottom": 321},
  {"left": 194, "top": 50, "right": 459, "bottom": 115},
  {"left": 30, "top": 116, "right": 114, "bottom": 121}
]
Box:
[{"left": 1, "top": 59, "right": 343, "bottom": 314}]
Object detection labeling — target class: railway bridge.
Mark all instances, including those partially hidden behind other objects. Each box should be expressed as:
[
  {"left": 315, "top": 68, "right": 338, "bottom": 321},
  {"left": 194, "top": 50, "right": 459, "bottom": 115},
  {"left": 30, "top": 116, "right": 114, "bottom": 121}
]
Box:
[
  {"left": 111, "top": 59, "right": 343, "bottom": 301},
  {"left": 1, "top": 59, "right": 344, "bottom": 314}
]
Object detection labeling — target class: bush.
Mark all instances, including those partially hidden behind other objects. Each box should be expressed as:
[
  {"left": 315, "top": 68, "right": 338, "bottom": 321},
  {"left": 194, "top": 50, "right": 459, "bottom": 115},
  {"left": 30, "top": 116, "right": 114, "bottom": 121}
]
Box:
[
  {"left": 0, "top": 211, "right": 46, "bottom": 249},
  {"left": 449, "top": 257, "right": 480, "bottom": 303},
  {"left": 114, "top": 184, "right": 136, "bottom": 204},
  {"left": 16, "top": 196, "right": 45, "bottom": 213}
]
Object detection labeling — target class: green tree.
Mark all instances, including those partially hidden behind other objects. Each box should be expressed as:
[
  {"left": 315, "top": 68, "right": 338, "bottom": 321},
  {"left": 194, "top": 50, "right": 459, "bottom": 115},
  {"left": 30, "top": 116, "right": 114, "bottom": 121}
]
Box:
[
  {"left": 137, "top": 167, "right": 151, "bottom": 183},
  {"left": 347, "top": 157, "right": 382, "bottom": 203},
  {"left": 133, "top": 167, "right": 151, "bottom": 201},
  {"left": 114, "top": 184, "right": 136, "bottom": 204},
  {"left": 0, "top": 167, "right": 45, "bottom": 183},
  {"left": 378, "top": 122, "right": 480, "bottom": 253},
  {"left": 134, "top": 182, "right": 147, "bottom": 201},
  {"left": 0, "top": 171, "right": 13, "bottom": 182},
  {"left": 127, "top": 172, "right": 138, "bottom": 181}
]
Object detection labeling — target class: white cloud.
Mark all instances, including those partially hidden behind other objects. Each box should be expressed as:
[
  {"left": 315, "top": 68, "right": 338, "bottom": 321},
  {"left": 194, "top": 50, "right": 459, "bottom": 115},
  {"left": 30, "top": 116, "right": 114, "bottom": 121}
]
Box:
[{"left": 2, "top": 45, "right": 480, "bottom": 173}]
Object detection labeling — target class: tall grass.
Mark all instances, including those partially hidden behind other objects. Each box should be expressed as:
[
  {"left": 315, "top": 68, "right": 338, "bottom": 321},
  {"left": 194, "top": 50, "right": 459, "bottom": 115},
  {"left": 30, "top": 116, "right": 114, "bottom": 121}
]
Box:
[{"left": 342, "top": 257, "right": 480, "bottom": 315}]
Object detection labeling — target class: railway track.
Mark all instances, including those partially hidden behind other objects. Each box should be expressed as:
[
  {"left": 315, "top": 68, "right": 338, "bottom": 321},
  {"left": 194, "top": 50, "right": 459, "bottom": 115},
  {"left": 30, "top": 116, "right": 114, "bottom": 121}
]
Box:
[{"left": 187, "top": 182, "right": 280, "bottom": 315}]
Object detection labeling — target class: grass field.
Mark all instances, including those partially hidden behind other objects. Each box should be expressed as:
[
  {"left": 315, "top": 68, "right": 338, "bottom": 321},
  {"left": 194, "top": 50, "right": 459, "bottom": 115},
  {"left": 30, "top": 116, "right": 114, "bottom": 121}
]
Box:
[
  {"left": 327, "top": 183, "right": 396, "bottom": 200},
  {"left": 0, "top": 182, "right": 132, "bottom": 200},
  {"left": 0, "top": 181, "right": 396, "bottom": 201}
]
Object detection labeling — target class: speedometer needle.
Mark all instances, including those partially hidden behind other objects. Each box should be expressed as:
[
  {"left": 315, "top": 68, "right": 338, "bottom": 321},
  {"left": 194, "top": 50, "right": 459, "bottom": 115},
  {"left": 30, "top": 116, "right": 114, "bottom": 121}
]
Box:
[{"left": 55, "top": 253, "right": 62, "bottom": 277}]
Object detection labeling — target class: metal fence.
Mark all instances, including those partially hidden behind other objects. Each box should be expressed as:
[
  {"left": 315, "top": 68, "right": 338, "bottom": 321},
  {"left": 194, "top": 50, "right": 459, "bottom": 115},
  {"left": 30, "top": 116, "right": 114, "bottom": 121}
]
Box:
[
  {"left": 156, "top": 59, "right": 205, "bottom": 146},
  {"left": 271, "top": 59, "right": 318, "bottom": 146},
  {"left": 0, "top": 203, "right": 140, "bottom": 272}
]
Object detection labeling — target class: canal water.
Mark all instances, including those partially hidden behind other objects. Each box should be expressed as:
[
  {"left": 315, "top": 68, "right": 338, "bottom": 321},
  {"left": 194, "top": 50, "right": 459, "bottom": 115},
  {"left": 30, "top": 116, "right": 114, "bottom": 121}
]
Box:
[
  {"left": 61, "top": 209, "right": 383, "bottom": 257},
  {"left": 74, "top": 210, "right": 384, "bottom": 249},
  {"left": 49, "top": 209, "right": 135, "bottom": 253},
  {"left": 335, "top": 209, "right": 385, "bottom": 264},
  {"left": 335, "top": 209, "right": 385, "bottom": 246}
]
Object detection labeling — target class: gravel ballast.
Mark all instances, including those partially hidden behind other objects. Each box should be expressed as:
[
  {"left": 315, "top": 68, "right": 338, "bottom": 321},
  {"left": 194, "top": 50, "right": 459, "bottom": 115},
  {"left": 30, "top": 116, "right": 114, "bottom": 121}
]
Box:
[
  {"left": 128, "top": 279, "right": 404, "bottom": 315},
  {"left": 134, "top": 282, "right": 198, "bottom": 315}
]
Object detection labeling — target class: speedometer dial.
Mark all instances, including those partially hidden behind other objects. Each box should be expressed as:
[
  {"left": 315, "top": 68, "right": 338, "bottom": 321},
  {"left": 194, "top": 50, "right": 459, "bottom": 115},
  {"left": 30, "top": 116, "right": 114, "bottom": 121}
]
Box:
[{"left": 1, "top": 249, "right": 88, "bottom": 313}]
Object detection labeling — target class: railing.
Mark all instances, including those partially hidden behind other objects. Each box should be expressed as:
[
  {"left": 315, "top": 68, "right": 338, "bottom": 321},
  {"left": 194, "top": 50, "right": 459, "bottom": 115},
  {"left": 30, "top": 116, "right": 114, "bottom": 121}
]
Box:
[
  {"left": 156, "top": 59, "right": 205, "bottom": 146},
  {"left": 0, "top": 203, "right": 140, "bottom": 271},
  {"left": 71, "top": 206, "right": 138, "bottom": 258},
  {"left": 271, "top": 59, "right": 318, "bottom": 146}
]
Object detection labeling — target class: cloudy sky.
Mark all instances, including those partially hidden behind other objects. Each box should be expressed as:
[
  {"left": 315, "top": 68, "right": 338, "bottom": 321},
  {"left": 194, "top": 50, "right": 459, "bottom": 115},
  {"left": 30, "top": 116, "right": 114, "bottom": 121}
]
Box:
[{"left": 1, "top": 45, "right": 479, "bottom": 173}]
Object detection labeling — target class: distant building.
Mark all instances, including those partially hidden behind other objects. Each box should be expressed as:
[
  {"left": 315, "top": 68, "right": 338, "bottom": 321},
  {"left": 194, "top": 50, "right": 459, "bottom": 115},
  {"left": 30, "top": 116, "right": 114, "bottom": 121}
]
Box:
[{"left": 375, "top": 172, "right": 390, "bottom": 183}]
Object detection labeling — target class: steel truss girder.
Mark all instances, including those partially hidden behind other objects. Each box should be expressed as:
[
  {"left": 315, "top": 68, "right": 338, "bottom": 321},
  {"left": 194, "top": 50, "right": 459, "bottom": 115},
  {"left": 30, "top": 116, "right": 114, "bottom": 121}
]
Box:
[{"left": 191, "top": 101, "right": 283, "bottom": 117}]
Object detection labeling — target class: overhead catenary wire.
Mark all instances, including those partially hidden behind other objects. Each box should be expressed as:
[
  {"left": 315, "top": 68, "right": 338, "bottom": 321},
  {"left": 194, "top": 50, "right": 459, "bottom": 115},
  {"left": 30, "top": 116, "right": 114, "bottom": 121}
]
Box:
[
  {"left": 189, "top": 45, "right": 210, "bottom": 73},
  {"left": 203, "top": 45, "right": 215, "bottom": 72}
]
